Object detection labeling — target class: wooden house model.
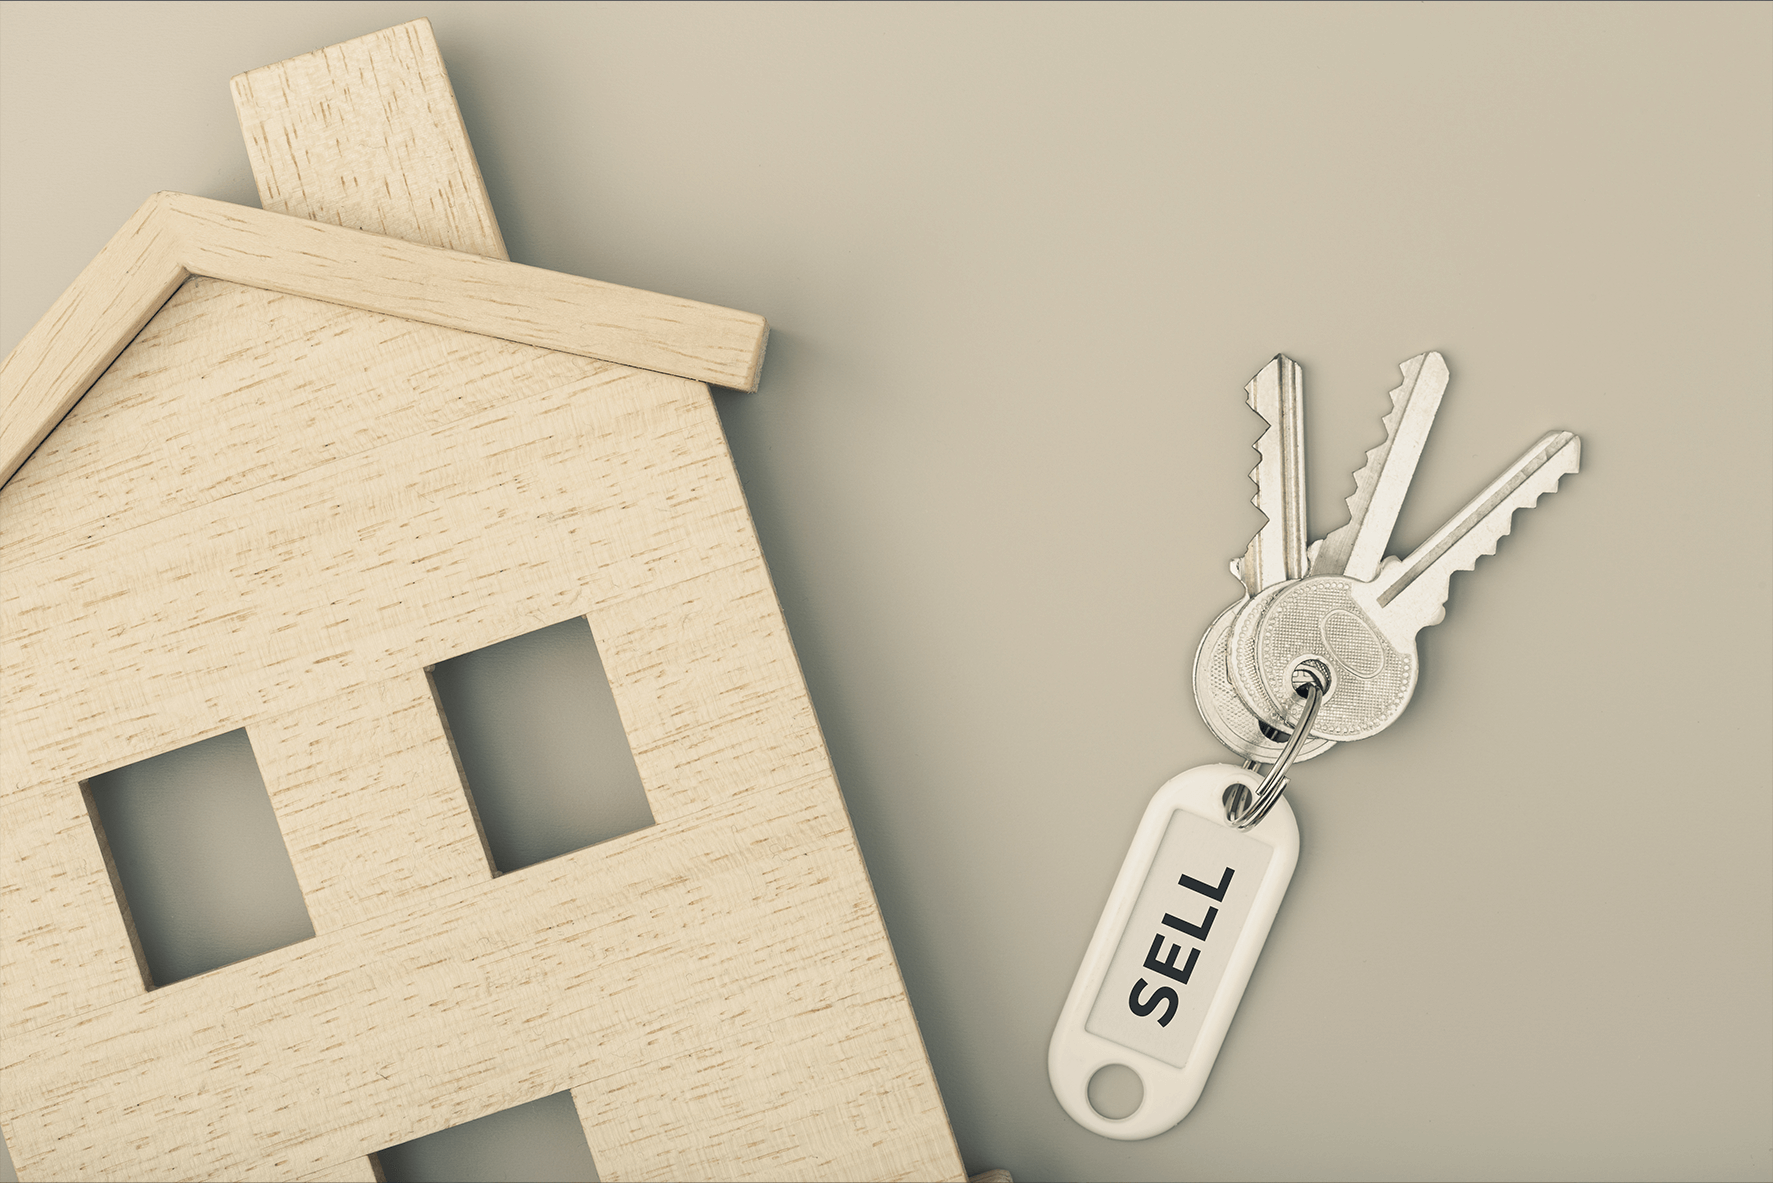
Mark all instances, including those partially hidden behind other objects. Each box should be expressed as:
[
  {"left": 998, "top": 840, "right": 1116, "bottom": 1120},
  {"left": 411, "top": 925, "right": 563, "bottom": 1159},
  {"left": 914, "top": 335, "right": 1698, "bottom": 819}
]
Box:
[{"left": 0, "top": 22, "right": 964, "bottom": 1183}]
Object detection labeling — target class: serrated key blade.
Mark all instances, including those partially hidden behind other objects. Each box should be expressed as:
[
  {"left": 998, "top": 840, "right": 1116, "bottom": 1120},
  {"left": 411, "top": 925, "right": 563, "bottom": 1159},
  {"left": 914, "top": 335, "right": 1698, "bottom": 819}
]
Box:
[
  {"left": 1369, "top": 430, "right": 1581, "bottom": 638},
  {"left": 1312, "top": 351, "right": 1448, "bottom": 581},
  {"left": 1232, "top": 355, "right": 1308, "bottom": 596}
]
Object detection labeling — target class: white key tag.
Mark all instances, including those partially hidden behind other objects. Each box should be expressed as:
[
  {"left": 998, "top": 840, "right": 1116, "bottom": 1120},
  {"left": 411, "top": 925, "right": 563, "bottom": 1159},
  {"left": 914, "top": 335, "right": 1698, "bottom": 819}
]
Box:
[{"left": 1048, "top": 763, "right": 1299, "bottom": 1139}]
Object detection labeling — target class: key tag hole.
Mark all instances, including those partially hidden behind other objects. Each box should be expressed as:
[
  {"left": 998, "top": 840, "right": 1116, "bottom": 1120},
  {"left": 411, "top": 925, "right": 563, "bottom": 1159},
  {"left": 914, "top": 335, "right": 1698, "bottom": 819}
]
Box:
[
  {"left": 1087, "top": 1063, "right": 1145, "bottom": 1121},
  {"left": 1222, "top": 782, "right": 1254, "bottom": 818}
]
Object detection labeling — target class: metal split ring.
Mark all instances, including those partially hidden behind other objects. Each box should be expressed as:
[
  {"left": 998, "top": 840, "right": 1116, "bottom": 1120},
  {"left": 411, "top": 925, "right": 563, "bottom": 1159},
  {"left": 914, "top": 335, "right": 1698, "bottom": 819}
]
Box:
[{"left": 1223, "top": 678, "right": 1324, "bottom": 830}]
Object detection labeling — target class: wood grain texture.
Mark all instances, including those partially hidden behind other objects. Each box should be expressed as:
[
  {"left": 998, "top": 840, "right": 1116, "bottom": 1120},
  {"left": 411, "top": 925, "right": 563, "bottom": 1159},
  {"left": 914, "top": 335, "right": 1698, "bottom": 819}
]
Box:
[
  {"left": 5, "top": 773, "right": 948, "bottom": 1182},
  {"left": 0, "top": 277, "right": 641, "bottom": 572},
  {"left": 297, "top": 1158, "right": 381, "bottom": 1183},
  {"left": 0, "top": 195, "right": 187, "bottom": 491},
  {"left": 0, "top": 294, "right": 959, "bottom": 1181},
  {"left": 232, "top": 20, "right": 508, "bottom": 259},
  {"left": 252, "top": 670, "right": 497, "bottom": 935},
  {"left": 0, "top": 194, "right": 768, "bottom": 486},
  {"left": 1, "top": 23, "right": 955, "bottom": 1181},
  {"left": 2, "top": 295, "right": 786, "bottom": 1030},
  {"left": 169, "top": 194, "right": 770, "bottom": 392}
]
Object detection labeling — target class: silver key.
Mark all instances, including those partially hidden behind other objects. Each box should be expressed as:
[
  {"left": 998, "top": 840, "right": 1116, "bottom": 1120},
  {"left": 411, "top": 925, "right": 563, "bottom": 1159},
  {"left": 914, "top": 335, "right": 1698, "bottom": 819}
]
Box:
[
  {"left": 1229, "top": 355, "right": 1308, "bottom": 595},
  {"left": 1217, "top": 355, "right": 1309, "bottom": 729},
  {"left": 1252, "top": 430, "right": 1582, "bottom": 740},
  {"left": 1193, "top": 355, "right": 1331, "bottom": 762},
  {"left": 1216, "top": 354, "right": 1313, "bottom": 730},
  {"left": 1310, "top": 351, "right": 1448, "bottom": 581}
]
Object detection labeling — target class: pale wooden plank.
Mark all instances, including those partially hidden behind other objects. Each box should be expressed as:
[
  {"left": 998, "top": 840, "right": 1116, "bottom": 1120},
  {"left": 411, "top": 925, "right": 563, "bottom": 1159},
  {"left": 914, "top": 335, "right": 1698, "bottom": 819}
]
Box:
[
  {"left": 232, "top": 19, "right": 508, "bottom": 260},
  {"left": 0, "top": 357, "right": 756, "bottom": 793},
  {"left": 0, "top": 193, "right": 186, "bottom": 487},
  {"left": 0, "top": 278, "right": 634, "bottom": 573},
  {"left": 0, "top": 195, "right": 767, "bottom": 488},
  {"left": 0, "top": 364, "right": 820, "bottom": 1036},
  {"left": 572, "top": 1039, "right": 964, "bottom": 1183},
  {"left": 251, "top": 670, "right": 495, "bottom": 935},
  {"left": 0, "top": 560, "right": 834, "bottom": 1038},
  {"left": 3, "top": 772, "right": 959, "bottom": 1182},
  {"left": 0, "top": 773, "right": 151, "bottom": 1031},
  {"left": 165, "top": 194, "right": 768, "bottom": 390},
  {"left": 594, "top": 564, "right": 835, "bottom": 823}
]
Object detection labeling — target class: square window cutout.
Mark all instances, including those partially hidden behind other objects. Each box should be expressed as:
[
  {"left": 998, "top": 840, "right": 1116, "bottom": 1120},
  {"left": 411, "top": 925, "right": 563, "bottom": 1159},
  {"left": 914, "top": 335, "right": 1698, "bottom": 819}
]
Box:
[
  {"left": 374, "top": 1090, "right": 599, "bottom": 1183},
  {"left": 82, "top": 728, "right": 314, "bottom": 989},
  {"left": 429, "top": 616, "right": 653, "bottom": 875}
]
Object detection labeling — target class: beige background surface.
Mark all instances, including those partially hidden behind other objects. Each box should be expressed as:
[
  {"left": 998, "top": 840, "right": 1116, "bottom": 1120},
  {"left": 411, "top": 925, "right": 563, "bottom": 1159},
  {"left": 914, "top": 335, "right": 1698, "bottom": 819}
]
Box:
[{"left": 2, "top": 2, "right": 1769, "bottom": 1181}]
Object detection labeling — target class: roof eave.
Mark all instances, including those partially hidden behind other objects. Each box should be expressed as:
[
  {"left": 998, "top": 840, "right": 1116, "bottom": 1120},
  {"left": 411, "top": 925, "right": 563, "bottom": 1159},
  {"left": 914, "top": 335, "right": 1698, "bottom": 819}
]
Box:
[{"left": 0, "top": 192, "right": 770, "bottom": 488}]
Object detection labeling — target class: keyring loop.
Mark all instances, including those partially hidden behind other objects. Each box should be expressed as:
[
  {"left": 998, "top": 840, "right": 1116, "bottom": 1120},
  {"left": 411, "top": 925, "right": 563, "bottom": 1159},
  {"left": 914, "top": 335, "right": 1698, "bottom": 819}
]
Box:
[{"left": 1224, "top": 680, "right": 1323, "bottom": 830}]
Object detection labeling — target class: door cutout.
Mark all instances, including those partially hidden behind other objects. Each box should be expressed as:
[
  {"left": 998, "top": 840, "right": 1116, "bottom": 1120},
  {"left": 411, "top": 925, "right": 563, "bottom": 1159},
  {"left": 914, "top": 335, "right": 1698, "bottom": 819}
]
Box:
[
  {"left": 81, "top": 729, "right": 314, "bottom": 989},
  {"left": 428, "top": 617, "right": 653, "bottom": 875},
  {"left": 372, "top": 1090, "right": 599, "bottom": 1182}
]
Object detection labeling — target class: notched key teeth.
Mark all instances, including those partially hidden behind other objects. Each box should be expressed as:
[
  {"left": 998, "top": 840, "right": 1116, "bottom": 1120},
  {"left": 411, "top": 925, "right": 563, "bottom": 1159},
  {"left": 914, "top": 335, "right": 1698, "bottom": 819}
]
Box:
[
  {"left": 1311, "top": 352, "right": 1449, "bottom": 581},
  {"left": 1235, "top": 355, "right": 1309, "bottom": 595},
  {"left": 1371, "top": 429, "right": 1581, "bottom": 625}
]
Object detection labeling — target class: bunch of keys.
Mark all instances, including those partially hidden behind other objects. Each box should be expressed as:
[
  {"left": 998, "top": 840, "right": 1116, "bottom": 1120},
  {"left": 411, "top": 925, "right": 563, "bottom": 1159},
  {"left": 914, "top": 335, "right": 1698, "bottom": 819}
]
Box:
[{"left": 1049, "top": 351, "right": 1581, "bottom": 1139}]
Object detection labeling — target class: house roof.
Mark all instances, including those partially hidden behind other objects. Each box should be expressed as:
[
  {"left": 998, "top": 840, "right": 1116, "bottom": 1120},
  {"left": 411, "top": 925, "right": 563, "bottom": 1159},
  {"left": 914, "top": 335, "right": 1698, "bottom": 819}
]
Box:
[{"left": 0, "top": 192, "right": 770, "bottom": 487}]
